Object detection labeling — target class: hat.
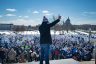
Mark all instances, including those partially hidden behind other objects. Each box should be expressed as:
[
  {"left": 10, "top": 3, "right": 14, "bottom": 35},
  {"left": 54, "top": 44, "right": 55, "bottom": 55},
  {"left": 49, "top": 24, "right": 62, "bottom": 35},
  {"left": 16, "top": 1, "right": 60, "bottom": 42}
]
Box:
[{"left": 43, "top": 16, "right": 48, "bottom": 22}]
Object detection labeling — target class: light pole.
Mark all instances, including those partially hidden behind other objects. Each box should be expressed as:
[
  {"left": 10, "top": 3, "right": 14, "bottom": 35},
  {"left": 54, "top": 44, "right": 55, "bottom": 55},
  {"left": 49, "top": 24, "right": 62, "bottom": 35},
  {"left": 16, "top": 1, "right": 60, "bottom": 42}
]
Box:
[{"left": 89, "top": 28, "right": 91, "bottom": 43}]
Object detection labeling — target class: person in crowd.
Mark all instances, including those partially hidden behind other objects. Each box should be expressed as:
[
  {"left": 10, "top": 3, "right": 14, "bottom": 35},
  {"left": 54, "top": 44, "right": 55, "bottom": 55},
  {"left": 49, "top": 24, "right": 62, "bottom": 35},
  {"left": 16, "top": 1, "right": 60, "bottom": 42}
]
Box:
[
  {"left": 0, "top": 30, "right": 95, "bottom": 64},
  {"left": 8, "top": 48, "right": 17, "bottom": 63},
  {"left": 54, "top": 48, "right": 60, "bottom": 59},
  {"left": 0, "top": 46, "right": 6, "bottom": 64},
  {"left": 65, "top": 47, "right": 73, "bottom": 58},
  {"left": 18, "top": 52, "right": 26, "bottom": 63}
]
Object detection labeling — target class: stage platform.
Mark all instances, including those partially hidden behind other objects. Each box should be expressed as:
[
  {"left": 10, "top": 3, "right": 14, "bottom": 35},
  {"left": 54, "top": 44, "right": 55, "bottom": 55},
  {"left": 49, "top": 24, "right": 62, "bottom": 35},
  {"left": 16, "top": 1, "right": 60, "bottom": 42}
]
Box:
[{"left": 13, "top": 59, "right": 79, "bottom": 64}]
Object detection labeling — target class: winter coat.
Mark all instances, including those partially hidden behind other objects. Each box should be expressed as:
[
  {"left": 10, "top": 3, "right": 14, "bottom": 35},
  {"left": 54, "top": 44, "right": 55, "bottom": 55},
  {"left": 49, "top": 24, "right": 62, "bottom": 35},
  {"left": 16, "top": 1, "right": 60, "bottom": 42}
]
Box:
[{"left": 39, "top": 19, "right": 60, "bottom": 44}]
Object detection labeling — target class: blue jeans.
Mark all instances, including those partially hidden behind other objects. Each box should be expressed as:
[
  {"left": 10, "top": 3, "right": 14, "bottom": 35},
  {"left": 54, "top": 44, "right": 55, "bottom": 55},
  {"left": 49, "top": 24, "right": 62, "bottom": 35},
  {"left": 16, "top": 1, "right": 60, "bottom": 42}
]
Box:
[{"left": 40, "top": 44, "right": 50, "bottom": 64}]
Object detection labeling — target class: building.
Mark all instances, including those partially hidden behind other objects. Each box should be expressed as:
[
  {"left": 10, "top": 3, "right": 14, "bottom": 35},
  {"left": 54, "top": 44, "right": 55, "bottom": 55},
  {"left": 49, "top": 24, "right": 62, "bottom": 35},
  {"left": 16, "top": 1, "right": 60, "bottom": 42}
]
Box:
[{"left": 0, "top": 24, "right": 13, "bottom": 30}]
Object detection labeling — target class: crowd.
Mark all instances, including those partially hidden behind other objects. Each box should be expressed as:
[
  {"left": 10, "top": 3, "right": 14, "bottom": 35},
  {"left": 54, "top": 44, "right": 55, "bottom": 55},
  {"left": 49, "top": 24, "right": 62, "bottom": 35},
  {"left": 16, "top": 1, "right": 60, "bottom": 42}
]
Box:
[{"left": 0, "top": 31, "right": 95, "bottom": 64}]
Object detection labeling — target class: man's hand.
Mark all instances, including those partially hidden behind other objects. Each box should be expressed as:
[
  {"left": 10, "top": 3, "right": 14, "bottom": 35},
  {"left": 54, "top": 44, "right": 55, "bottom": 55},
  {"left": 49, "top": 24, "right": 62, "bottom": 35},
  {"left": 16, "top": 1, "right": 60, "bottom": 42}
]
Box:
[{"left": 58, "top": 15, "right": 61, "bottom": 20}]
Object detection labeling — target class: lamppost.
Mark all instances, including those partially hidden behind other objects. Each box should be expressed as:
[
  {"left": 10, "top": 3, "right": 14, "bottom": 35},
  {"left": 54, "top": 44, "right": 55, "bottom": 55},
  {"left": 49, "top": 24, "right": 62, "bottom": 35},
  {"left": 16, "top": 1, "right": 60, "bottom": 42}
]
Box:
[{"left": 89, "top": 28, "right": 91, "bottom": 43}]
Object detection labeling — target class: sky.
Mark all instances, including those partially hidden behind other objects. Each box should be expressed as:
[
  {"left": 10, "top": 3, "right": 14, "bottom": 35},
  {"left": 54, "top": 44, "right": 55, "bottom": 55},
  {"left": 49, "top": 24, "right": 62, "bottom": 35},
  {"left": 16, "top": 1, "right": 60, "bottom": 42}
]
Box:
[{"left": 0, "top": 0, "right": 96, "bottom": 26}]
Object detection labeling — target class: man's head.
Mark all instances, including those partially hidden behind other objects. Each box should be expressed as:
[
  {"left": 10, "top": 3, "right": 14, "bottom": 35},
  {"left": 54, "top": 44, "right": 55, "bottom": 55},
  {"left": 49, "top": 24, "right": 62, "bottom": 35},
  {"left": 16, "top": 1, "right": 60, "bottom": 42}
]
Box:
[{"left": 42, "top": 16, "right": 49, "bottom": 23}]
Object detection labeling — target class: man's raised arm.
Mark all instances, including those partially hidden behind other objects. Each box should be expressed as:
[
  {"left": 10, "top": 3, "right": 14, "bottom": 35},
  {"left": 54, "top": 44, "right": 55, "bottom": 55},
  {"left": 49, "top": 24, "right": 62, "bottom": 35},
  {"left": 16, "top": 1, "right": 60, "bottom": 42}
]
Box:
[{"left": 48, "top": 15, "right": 61, "bottom": 27}]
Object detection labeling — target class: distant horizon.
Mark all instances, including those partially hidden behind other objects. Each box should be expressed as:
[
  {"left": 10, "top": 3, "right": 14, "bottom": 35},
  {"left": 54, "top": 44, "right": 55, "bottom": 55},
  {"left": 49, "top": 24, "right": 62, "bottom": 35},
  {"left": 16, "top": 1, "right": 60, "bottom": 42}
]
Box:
[{"left": 0, "top": 22, "right": 96, "bottom": 26}]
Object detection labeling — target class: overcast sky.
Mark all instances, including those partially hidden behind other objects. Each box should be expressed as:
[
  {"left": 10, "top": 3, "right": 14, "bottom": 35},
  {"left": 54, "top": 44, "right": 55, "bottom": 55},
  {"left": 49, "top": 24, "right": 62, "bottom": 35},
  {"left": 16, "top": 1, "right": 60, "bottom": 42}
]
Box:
[{"left": 0, "top": 0, "right": 96, "bottom": 26}]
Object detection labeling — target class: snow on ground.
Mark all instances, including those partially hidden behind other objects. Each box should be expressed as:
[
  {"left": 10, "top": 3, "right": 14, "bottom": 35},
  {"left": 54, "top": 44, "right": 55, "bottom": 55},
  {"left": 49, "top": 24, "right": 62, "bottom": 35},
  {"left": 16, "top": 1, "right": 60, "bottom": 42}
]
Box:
[
  {"left": 0, "top": 59, "right": 95, "bottom": 64},
  {"left": 0, "top": 30, "right": 96, "bottom": 45},
  {"left": 14, "top": 59, "right": 79, "bottom": 64}
]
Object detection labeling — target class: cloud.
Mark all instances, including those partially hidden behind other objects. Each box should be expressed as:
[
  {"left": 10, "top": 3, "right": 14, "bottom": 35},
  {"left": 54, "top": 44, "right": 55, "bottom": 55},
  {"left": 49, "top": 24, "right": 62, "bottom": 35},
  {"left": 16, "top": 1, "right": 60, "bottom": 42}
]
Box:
[
  {"left": 6, "top": 8, "right": 16, "bottom": 12},
  {"left": 33, "top": 11, "right": 39, "bottom": 14},
  {"left": 83, "top": 12, "right": 96, "bottom": 14},
  {"left": 24, "top": 16, "right": 29, "bottom": 18},
  {"left": 0, "top": 15, "right": 3, "bottom": 18},
  {"left": 42, "top": 10, "right": 49, "bottom": 14},
  {"left": 18, "top": 16, "right": 22, "bottom": 18},
  {"left": 32, "top": 10, "right": 52, "bottom": 16},
  {"left": 6, "top": 14, "right": 16, "bottom": 16},
  {"left": 82, "top": 11, "right": 96, "bottom": 16},
  {"left": 0, "top": 18, "right": 40, "bottom": 26},
  {"left": 18, "top": 16, "right": 29, "bottom": 18},
  {"left": 12, "top": 19, "right": 39, "bottom": 26},
  {"left": 44, "top": 13, "right": 53, "bottom": 16},
  {"left": 42, "top": 10, "right": 53, "bottom": 16}
]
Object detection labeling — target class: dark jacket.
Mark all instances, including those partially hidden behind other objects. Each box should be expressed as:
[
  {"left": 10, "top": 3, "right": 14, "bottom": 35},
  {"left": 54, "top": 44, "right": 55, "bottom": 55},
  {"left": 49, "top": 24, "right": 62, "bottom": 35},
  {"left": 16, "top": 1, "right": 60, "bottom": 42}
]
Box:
[
  {"left": 39, "top": 19, "right": 60, "bottom": 44},
  {"left": 0, "top": 50, "right": 5, "bottom": 59}
]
